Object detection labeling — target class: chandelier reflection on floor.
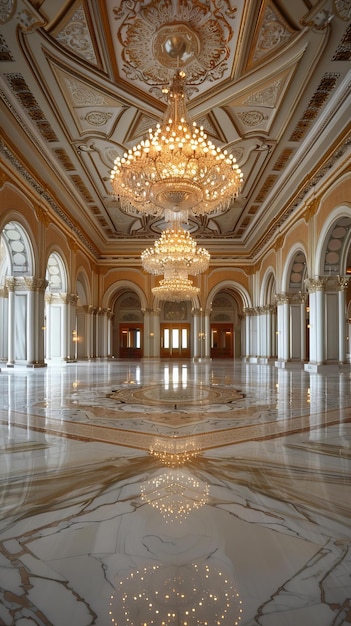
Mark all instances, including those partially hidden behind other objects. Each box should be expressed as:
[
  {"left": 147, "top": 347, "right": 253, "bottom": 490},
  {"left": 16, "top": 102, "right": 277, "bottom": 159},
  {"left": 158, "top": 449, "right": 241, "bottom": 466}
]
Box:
[
  {"left": 110, "top": 71, "right": 243, "bottom": 218},
  {"left": 109, "top": 562, "right": 243, "bottom": 625},
  {"left": 140, "top": 468, "right": 209, "bottom": 523},
  {"left": 149, "top": 437, "right": 200, "bottom": 467}
]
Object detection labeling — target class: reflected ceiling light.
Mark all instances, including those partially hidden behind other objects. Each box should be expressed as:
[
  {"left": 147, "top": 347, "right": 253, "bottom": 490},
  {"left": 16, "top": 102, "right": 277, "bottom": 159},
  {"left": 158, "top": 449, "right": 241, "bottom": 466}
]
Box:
[{"left": 110, "top": 71, "right": 243, "bottom": 218}]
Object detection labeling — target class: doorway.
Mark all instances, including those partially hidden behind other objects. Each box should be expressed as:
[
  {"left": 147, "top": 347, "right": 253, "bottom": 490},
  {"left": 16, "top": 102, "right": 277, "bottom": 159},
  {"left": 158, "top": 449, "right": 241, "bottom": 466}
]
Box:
[
  {"left": 210, "top": 324, "right": 233, "bottom": 358},
  {"left": 119, "top": 323, "right": 143, "bottom": 358},
  {"left": 160, "top": 323, "right": 191, "bottom": 358}
]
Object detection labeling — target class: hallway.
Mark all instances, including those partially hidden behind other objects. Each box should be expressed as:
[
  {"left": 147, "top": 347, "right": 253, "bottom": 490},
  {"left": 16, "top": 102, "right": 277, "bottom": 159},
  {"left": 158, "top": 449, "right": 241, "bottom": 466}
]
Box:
[{"left": 0, "top": 359, "right": 350, "bottom": 625}]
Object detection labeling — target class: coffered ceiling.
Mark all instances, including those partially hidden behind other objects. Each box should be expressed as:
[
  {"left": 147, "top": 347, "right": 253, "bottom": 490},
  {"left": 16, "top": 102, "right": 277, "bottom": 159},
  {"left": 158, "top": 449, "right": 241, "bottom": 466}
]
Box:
[{"left": 0, "top": 0, "right": 350, "bottom": 262}]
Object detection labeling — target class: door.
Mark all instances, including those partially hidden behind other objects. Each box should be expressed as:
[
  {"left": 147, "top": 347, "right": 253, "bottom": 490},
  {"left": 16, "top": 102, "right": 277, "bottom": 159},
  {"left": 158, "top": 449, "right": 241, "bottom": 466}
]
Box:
[
  {"left": 160, "top": 323, "right": 191, "bottom": 358},
  {"left": 210, "top": 324, "right": 233, "bottom": 358}
]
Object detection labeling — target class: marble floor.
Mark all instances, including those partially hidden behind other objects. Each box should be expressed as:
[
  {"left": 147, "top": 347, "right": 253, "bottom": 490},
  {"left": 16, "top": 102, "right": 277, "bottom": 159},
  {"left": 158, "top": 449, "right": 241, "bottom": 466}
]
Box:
[{"left": 0, "top": 359, "right": 350, "bottom": 626}]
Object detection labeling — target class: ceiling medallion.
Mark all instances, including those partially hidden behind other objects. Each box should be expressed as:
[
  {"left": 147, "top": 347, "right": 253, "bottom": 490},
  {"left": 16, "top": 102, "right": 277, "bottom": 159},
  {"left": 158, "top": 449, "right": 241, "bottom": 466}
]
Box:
[{"left": 118, "top": 0, "right": 235, "bottom": 86}]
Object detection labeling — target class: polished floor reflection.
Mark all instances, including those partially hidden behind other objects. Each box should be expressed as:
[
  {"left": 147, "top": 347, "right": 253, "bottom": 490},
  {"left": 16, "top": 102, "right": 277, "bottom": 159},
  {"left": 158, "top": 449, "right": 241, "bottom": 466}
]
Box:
[{"left": 0, "top": 359, "right": 350, "bottom": 626}]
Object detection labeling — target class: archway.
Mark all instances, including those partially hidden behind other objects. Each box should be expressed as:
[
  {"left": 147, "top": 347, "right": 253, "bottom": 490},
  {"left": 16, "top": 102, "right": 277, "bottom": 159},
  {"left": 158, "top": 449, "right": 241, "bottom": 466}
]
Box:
[
  {"left": 0, "top": 221, "right": 35, "bottom": 364},
  {"left": 208, "top": 282, "right": 250, "bottom": 360},
  {"left": 112, "top": 289, "right": 144, "bottom": 358},
  {"left": 45, "top": 252, "right": 68, "bottom": 360}
]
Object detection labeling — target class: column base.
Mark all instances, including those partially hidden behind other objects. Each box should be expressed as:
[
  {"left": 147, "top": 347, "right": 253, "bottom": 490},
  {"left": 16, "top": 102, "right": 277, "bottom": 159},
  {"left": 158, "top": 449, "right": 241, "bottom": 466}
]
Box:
[
  {"left": 193, "top": 356, "right": 212, "bottom": 362},
  {"left": 304, "top": 362, "right": 351, "bottom": 373},
  {"left": 275, "top": 360, "right": 304, "bottom": 369},
  {"left": 27, "top": 362, "right": 47, "bottom": 368}
]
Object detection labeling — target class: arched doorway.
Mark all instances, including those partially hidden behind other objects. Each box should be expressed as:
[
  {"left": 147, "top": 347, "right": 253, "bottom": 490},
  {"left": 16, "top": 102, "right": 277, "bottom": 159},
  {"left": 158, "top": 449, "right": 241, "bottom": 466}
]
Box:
[
  {"left": 210, "top": 290, "right": 240, "bottom": 359},
  {"left": 112, "top": 290, "right": 144, "bottom": 358}
]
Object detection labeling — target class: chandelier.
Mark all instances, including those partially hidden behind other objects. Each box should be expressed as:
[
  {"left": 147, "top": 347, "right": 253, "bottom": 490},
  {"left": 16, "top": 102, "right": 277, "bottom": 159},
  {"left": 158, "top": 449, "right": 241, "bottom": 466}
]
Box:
[
  {"left": 110, "top": 71, "right": 243, "bottom": 217},
  {"left": 141, "top": 211, "right": 210, "bottom": 301},
  {"left": 141, "top": 226, "right": 210, "bottom": 275},
  {"left": 152, "top": 271, "right": 200, "bottom": 302}
]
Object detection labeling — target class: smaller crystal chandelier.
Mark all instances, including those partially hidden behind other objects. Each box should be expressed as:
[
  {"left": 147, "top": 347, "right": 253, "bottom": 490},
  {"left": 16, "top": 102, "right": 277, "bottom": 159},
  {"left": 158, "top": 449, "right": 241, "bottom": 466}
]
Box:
[
  {"left": 141, "top": 212, "right": 210, "bottom": 301},
  {"left": 152, "top": 271, "right": 200, "bottom": 302},
  {"left": 110, "top": 71, "right": 243, "bottom": 218},
  {"left": 141, "top": 226, "right": 210, "bottom": 276}
]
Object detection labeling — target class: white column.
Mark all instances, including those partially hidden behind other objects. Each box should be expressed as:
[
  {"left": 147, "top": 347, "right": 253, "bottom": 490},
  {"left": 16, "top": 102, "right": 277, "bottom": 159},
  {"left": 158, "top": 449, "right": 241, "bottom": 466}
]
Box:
[
  {"left": 25, "top": 277, "right": 47, "bottom": 366},
  {"left": 193, "top": 308, "right": 200, "bottom": 359},
  {"left": 26, "top": 281, "right": 35, "bottom": 365},
  {"left": 64, "top": 294, "right": 78, "bottom": 361},
  {"left": 0, "top": 287, "right": 8, "bottom": 360},
  {"left": 300, "top": 294, "right": 307, "bottom": 362},
  {"left": 142, "top": 308, "right": 151, "bottom": 357},
  {"left": 204, "top": 308, "right": 211, "bottom": 359},
  {"left": 337, "top": 276, "right": 349, "bottom": 364},
  {"left": 6, "top": 278, "right": 15, "bottom": 366},
  {"left": 316, "top": 288, "right": 325, "bottom": 364},
  {"left": 243, "top": 308, "right": 252, "bottom": 358},
  {"left": 152, "top": 308, "right": 160, "bottom": 358},
  {"left": 276, "top": 294, "right": 290, "bottom": 362},
  {"left": 305, "top": 277, "right": 327, "bottom": 365}
]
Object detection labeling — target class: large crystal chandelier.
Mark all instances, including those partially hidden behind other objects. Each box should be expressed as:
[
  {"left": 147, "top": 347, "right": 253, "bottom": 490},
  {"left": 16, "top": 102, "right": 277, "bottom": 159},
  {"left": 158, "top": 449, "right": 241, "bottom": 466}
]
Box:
[{"left": 110, "top": 71, "right": 243, "bottom": 218}]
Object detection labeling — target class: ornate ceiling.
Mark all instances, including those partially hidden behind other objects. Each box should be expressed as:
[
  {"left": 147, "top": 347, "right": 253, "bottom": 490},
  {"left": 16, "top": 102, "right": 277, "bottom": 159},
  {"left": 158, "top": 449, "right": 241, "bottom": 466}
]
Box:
[{"left": 0, "top": 0, "right": 350, "bottom": 263}]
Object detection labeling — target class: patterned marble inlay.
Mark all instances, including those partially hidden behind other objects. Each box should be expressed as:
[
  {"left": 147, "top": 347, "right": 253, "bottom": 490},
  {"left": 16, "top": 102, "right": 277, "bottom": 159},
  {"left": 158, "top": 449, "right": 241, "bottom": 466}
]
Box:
[{"left": 108, "top": 383, "right": 244, "bottom": 407}]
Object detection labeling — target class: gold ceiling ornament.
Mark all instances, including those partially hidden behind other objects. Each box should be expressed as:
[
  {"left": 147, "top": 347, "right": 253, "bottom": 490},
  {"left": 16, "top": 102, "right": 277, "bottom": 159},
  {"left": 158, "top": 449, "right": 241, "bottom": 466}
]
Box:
[{"left": 110, "top": 71, "right": 243, "bottom": 218}]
